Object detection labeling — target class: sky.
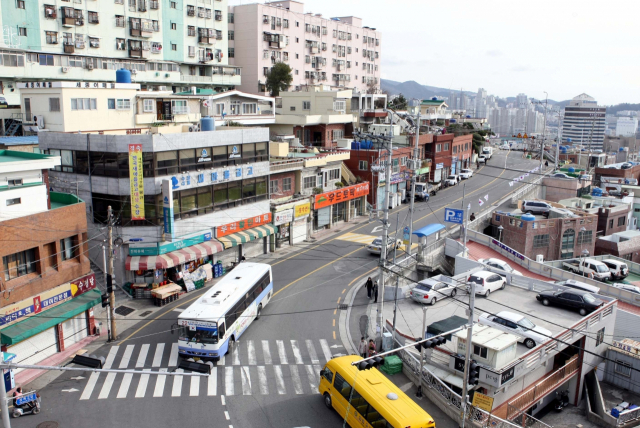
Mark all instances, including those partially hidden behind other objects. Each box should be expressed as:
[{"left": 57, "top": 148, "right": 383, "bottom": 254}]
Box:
[{"left": 229, "top": 0, "right": 640, "bottom": 105}]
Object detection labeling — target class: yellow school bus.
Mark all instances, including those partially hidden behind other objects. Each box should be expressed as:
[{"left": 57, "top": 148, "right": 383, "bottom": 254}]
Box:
[{"left": 319, "top": 355, "right": 436, "bottom": 428}]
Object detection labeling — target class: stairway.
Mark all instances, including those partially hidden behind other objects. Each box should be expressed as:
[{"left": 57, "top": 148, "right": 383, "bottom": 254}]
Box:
[
  {"left": 4, "top": 119, "right": 21, "bottom": 137},
  {"left": 89, "top": 258, "right": 131, "bottom": 300},
  {"left": 341, "top": 162, "right": 357, "bottom": 185}
]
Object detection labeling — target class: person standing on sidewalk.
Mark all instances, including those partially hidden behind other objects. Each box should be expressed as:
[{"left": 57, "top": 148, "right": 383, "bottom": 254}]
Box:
[
  {"left": 368, "top": 339, "right": 377, "bottom": 357},
  {"left": 366, "top": 277, "right": 373, "bottom": 298},
  {"left": 373, "top": 281, "right": 378, "bottom": 303},
  {"left": 358, "top": 337, "right": 367, "bottom": 358}
]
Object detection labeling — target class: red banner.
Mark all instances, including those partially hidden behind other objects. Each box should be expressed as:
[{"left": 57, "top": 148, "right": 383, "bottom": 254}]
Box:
[
  {"left": 314, "top": 182, "right": 370, "bottom": 210},
  {"left": 216, "top": 213, "right": 272, "bottom": 238}
]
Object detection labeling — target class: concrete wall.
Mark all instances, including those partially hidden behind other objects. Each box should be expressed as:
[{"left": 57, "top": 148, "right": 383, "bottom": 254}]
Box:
[{"left": 603, "top": 348, "right": 640, "bottom": 394}]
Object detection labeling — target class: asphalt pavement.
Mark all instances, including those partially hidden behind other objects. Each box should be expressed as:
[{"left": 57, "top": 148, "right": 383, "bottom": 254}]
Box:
[{"left": 11, "top": 150, "right": 545, "bottom": 428}]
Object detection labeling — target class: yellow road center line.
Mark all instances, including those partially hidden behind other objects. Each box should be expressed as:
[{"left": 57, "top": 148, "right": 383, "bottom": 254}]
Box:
[{"left": 333, "top": 319, "right": 335, "bottom": 327}]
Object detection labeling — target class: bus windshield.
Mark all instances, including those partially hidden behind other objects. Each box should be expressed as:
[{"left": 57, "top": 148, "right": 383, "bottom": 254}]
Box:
[{"left": 178, "top": 325, "right": 218, "bottom": 345}]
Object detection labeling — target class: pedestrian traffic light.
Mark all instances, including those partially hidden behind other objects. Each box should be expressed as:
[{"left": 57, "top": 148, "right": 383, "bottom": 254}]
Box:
[
  {"left": 106, "top": 274, "right": 113, "bottom": 294},
  {"left": 468, "top": 360, "right": 479, "bottom": 386},
  {"left": 101, "top": 293, "right": 109, "bottom": 308}
]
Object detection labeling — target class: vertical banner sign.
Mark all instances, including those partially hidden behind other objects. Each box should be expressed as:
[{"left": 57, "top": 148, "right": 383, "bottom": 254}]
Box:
[
  {"left": 162, "top": 179, "right": 175, "bottom": 240},
  {"left": 128, "top": 144, "right": 145, "bottom": 220}
]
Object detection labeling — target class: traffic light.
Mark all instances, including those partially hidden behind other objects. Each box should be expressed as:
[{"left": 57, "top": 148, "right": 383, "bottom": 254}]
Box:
[
  {"left": 414, "top": 336, "right": 447, "bottom": 352},
  {"left": 357, "top": 356, "right": 384, "bottom": 371},
  {"left": 101, "top": 293, "right": 109, "bottom": 308},
  {"left": 468, "top": 360, "right": 479, "bottom": 386},
  {"left": 106, "top": 274, "right": 113, "bottom": 294}
]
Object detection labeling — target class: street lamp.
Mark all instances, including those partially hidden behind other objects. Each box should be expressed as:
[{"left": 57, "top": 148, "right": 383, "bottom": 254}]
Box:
[
  {"left": 498, "top": 225, "right": 504, "bottom": 243},
  {"left": 581, "top": 246, "right": 589, "bottom": 278}
]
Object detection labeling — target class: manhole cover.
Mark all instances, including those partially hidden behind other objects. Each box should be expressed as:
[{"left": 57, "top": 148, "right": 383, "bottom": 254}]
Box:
[
  {"left": 139, "top": 311, "right": 152, "bottom": 317},
  {"left": 338, "top": 304, "right": 348, "bottom": 310},
  {"left": 115, "top": 306, "right": 135, "bottom": 316},
  {"left": 37, "top": 422, "right": 59, "bottom": 428}
]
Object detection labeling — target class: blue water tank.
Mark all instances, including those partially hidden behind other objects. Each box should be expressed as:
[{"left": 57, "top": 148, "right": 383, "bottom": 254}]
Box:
[
  {"left": 592, "top": 188, "right": 604, "bottom": 196},
  {"left": 561, "top": 148, "right": 567, "bottom": 154},
  {"left": 521, "top": 214, "right": 535, "bottom": 221},
  {"left": 200, "top": 116, "right": 215, "bottom": 132},
  {"left": 450, "top": 119, "right": 457, "bottom": 123},
  {"left": 620, "top": 147, "right": 625, "bottom": 152},
  {"left": 568, "top": 167, "right": 575, "bottom": 173},
  {"left": 466, "top": 115, "right": 471, "bottom": 118},
  {"left": 116, "top": 68, "right": 131, "bottom": 83},
  {"left": 432, "top": 97, "right": 438, "bottom": 101},
  {"left": 351, "top": 141, "right": 360, "bottom": 150}
]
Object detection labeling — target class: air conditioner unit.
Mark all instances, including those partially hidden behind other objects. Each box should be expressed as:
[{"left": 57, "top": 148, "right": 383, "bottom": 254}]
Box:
[
  {"left": 188, "top": 125, "right": 200, "bottom": 132},
  {"left": 130, "top": 69, "right": 137, "bottom": 74},
  {"left": 536, "top": 255, "right": 544, "bottom": 263},
  {"left": 86, "top": 63, "right": 94, "bottom": 70},
  {"left": 61, "top": 66, "right": 69, "bottom": 73}
]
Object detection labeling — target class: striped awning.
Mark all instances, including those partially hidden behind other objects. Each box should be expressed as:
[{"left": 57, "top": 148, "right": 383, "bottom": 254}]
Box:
[
  {"left": 125, "top": 240, "right": 224, "bottom": 271},
  {"left": 217, "top": 224, "right": 278, "bottom": 249}
]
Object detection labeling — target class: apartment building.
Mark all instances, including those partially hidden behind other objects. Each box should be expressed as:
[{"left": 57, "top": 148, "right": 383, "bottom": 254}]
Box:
[
  {"left": 0, "top": 0, "right": 237, "bottom": 113},
  {"left": 561, "top": 94, "right": 606, "bottom": 149},
  {"left": 228, "top": 0, "right": 381, "bottom": 95},
  {"left": 0, "top": 150, "right": 100, "bottom": 375}
]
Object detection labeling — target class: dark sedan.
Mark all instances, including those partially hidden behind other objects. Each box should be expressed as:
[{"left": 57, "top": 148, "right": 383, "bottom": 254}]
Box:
[{"left": 536, "top": 289, "right": 603, "bottom": 316}]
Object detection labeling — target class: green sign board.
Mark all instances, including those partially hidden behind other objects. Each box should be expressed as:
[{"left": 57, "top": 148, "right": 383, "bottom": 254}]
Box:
[
  {"left": 129, "top": 231, "right": 212, "bottom": 256},
  {"left": 416, "top": 166, "right": 431, "bottom": 175}
]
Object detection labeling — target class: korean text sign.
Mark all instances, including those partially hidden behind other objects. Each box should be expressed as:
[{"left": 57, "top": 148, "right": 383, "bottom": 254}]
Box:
[
  {"left": 314, "top": 182, "right": 369, "bottom": 210},
  {"left": 216, "top": 213, "right": 272, "bottom": 238},
  {"left": 128, "top": 144, "right": 145, "bottom": 220}
]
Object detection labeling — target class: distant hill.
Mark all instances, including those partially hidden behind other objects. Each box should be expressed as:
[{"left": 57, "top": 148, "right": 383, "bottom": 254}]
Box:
[{"left": 606, "top": 103, "right": 640, "bottom": 114}]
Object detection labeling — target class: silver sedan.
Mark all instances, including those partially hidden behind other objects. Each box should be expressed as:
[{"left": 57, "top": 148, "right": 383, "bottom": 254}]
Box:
[{"left": 410, "top": 279, "right": 458, "bottom": 305}]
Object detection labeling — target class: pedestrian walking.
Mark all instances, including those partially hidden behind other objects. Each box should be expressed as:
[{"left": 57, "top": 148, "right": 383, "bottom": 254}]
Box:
[
  {"left": 368, "top": 339, "right": 377, "bottom": 357},
  {"left": 373, "top": 281, "right": 379, "bottom": 303},
  {"left": 366, "top": 277, "right": 373, "bottom": 298},
  {"left": 470, "top": 212, "right": 476, "bottom": 222},
  {"left": 476, "top": 159, "right": 480, "bottom": 168},
  {"left": 358, "top": 337, "right": 367, "bottom": 358}
]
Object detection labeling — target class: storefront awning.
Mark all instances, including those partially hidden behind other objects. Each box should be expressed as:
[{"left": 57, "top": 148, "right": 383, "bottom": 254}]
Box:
[
  {"left": 217, "top": 224, "right": 278, "bottom": 249},
  {"left": 1, "top": 289, "right": 102, "bottom": 345},
  {"left": 125, "top": 240, "right": 224, "bottom": 271}
]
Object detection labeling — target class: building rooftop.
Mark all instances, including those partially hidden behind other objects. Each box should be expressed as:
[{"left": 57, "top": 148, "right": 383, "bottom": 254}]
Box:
[
  {"left": 0, "top": 150, "right": 60, "bottom": 172},
  {"left": 50, "top": 192, "right": 83, "bottom": 210}
]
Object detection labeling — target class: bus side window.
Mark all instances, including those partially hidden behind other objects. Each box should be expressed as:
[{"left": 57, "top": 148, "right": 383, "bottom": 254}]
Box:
[
  {"left": 333, "top": 373, "right": 352, "bottom": 400},
  {"left": 218, "top": 322, "right": 226, "bottom": 338},
  {"left": 321, "top": 367, "right": 334, "bottom": 383}
]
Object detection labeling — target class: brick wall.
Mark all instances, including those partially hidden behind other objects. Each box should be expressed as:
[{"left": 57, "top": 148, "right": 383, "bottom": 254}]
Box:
[
  {"left": 597, "top": 206, "right": 630, "bottom": 235},
  {"left": 0, "top": 202, "right": 91, "bottom": 307},
  {"left": 269, "top": 171, "right": 297, "bottom": 199}
]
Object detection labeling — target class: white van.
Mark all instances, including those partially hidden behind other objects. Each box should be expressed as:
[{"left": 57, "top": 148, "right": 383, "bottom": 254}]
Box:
[
  {"left": 601, "top": 259, "right": 629, "bottom": 280},
  {"left": 482, "top": 147, "right": 493, "bottom": 159},
  {"left": 555, "top": 279, "right": 601, "bottom": 295}
]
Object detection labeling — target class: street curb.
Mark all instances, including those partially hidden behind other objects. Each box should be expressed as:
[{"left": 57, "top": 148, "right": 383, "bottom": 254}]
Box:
[{"left": 339, "top": 277, "right": 367, "bottom": 355}]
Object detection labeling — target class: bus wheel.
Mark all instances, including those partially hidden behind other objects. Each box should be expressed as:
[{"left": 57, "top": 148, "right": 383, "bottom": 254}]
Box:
[
  {"left": 324, "top": 393, "right": 332, "bottom": 409},
  {"left": 256, "top": 304, "right": 262, "bottom": 320}
]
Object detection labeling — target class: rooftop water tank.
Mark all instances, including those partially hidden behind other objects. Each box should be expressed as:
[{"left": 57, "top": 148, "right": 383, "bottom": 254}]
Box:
[
  {"left": 466, "top": 115, "right": 471, "bottom": 118},
  {"left": 431, "top": 97, "right": 438, "bottom": 101},
  {"left": 521, "top": 214, "right": 535, "bottom": 221},
  {"left": 568, "top": 167, "right": 575, "bottom": 173},
  {"left": 200, "top": 116, "right": 215, "bottom": 132},
  {"left": 450, "top": 119, "right": 457, "bottom": 123},
  {"left": 592, "top": 188, "right": 604, "bottom": 196},
  {"left": 116, "top": 68, "right": 131, "bottom": 84}
]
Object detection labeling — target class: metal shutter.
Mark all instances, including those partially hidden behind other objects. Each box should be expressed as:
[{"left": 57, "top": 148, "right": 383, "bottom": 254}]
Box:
[
  {"left": 7, "top": 328, "right": 58, "bottom": 373},
  {"left": 292, "top": 220, "right": 306, "bottom": 244},
  {"left": 62, "top": 313, "right": 87, "bottom": 346}
]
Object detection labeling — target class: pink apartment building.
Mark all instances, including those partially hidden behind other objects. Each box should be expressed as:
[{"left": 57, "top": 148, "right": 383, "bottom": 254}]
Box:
[{"left": 228, "top": 0, "right": 381, "bottom": 95}]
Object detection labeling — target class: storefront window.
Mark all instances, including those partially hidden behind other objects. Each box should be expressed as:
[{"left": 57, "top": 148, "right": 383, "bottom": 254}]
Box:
[
  {"left": 256, "top": 177, "right": 267, "bottom": 199},
  {"left": 228, "top": 181, "right": 241, "bottom": 203},
  {"left": 179, "top": 149, "right": 197, "bottom": 171},
  {"left": 180, "top": 188, "right": 197, "bottom": 216},
  {"left": 198, "top": 187, "right": 213, "bottom": 214},
  {"left": 156, "top": 151, "right": 179, "bottom": 175},
  {"left": 243, "top": 178, "right": 256, "bottom": 199},
  {"left": 214, "top": 183, "right": 228, "bottom": 210}
]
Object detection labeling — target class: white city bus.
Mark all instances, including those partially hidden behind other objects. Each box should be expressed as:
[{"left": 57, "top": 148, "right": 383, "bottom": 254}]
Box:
[{"left": 177, "top": 262, "right": 273, "bottom": 359}]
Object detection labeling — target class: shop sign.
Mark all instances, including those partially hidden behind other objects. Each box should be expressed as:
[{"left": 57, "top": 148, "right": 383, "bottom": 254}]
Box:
[
  {"left": 479, "top": 361, "right": 525, "bottom": 387},
  {"left": 128, "top": 144, "right": 145, "bottom": 220},
  {"left": 416, "top": 166, "right": 430, "bottom": 175},
  {"left": 197, "top": 148, "right": 211, "bottom": 163},
  {"left": 18, "top": 81, "right": 135, "bottom": 89},
  {"left": 379, "top": 171, "right": 410, "bottom": 185},
  {"left": 274, "top": 209, "right": 294, "bottom": 226},
  {"left": 169, "top": 162, "right": 266, "bottom": 191},
  {"left": 162, "top": 180, "right": 175, "bottom": 240},
  {"left": 491, "top": 239, "right": 525, "bottom": 261},
  {"left": 472, "top": 392, "right": 494, "bottom": 412},
  {"left": 294, "top": 202, "right": 311, "bottom": 218},
  {"left": 229, "top": 145, "right": 241, "bottom": 158},
  {"left": 0, "top": 273, "right": 96, "bottom": 327},
  {"left": 216, "top": 213, "right": 272, "bottom": 238},
  {"left": 314, "top": 182, "right": 370, "bottom": 210},
  {"left": 129, "top": 230, "right": 213, "bottom": 256},
  {"left": 436, "top": 163, "right": 444, "bottom": 170}
]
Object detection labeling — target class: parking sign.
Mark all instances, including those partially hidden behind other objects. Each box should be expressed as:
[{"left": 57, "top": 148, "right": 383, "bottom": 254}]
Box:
[{"left": 444, "top": 208, "right": 464, "bottom": 224}]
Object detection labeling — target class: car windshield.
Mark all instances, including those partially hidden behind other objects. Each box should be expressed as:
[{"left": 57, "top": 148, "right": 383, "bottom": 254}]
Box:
[
  {"left": 178, "top": 325, "right": 218, "bottom": 344},
  {"left": 416, "top": 284, "right": 433, "bottom": 291},
  {"left": 596, "top": 265, "right": 609, "bottom": 273},
  {"left": 583, "top": 294, "right": 597, "bottom": 304},
  {"left": 447, "top": 176, "right": 456, "bottom": 180},
  {"left": 621, "top": 264, "right": 628, "bottom": 270},
  {"left": 517, "top": 318, "right": 535, "bottom": 329},
  {"left": 371, "top": 239, "right": 382, "bottom": 246}
]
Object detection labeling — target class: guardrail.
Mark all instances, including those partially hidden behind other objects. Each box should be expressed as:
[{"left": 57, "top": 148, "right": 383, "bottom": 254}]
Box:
[{"left": 617, "top": 406, "right": 640, "bottom": 426}]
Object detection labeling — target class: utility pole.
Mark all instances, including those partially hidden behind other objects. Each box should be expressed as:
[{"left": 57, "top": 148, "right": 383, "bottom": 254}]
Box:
[
  {"left": 377, "top": 136, "right": 392, "bottom": 342},
  {"left": 102, "top": 244, "right": 112, "bottom": 342},
  {"left": 460, "top": 281, "right": 476, "bottom": 428},
  {"left": 392, "top": 213, "right": 400, "bottom": 347},
  {"left": 0, "top": 353, "right": 11, "bottom": 428},
  {"left": 463, "top": 201, "right": 470, "bottom": 258},
  {"left": 407, "top": 104, "right": 421, "bottom": 258},
  {"left": 540, "top": 92, "right": 548, "bottom": 171},
  {"left": 107, "top": 206, "right": 117, "bottom": 340},
  {"left": 416, "top": 306, "right": 427, "bottom": 396}
]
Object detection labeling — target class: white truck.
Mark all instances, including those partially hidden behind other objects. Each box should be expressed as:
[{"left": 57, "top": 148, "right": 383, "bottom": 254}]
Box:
[
  {"left": 409, "top": 182, "right": 440, "bottom": 201},
  {"left": 482, "top": 146, "right": 493, "bottom": 159},
  {"left": 562, "top": 258, "right": 612, "bottom": 282}
]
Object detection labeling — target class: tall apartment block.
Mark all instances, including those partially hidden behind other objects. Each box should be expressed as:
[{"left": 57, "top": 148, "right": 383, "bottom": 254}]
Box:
[
  {"left": 562, "top": 93, "right": 606, "bottom": 149},
  {"left": 228, "top": 0, "right": 381, "bottom": 95},
  {"left": 0, "top": 0, "right": 238, "bottom": 108}
]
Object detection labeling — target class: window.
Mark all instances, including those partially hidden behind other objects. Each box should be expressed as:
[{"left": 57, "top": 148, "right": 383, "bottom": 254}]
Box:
[
  {"left": 533, "top": 234, "right": 549, "bottom": 248},
  {"left": 302, "top": 101, "right": 311, "bottom": 110},
  {"left": 116, "top": 38, "right": 125, "bottom": 50},
  {"left": 116, "top": 15, "right": 125, "bottom": 27},
  {"left": 116, "top": 99, "right": 131, "bottom": 110},
  {"left": 444, "top": 143, "right": 449, "bottom": 151},
  {"left": 188, "top": 26, "right": 195, "bottom": 36},
  {"left": 333, "top": 373, "right": 352, "bottom": 400},
  {"left": 473, "top": 344, "right": 488, "bottom": 359},
  {"left": 143, "top": 99, "right": 154, "bottom": 112},
  {"left": 321, "top": 367, "right": 333, "bottom": 383},
  {"left": 561, "top": 228, "right": 575, "bottom": 259},
  {"left": 49, "top": 98, "right": 60, "bottom": 112},
  {"left": 577, "top": 230, "right": 592, "bottom": 244},
  {"left": 3, "top": 248, "right": 36, "bottom": 281},
  {"left": 596, "top": 328, "right": 605, "bottom": 347},
  {"left": 228, "top": 13, "right": 234, "bottom": 23},
  {"left": 6, "top": 198, "right": 21, "bottom": 206},
  {"left": 17, "top": 0, "right": 25, "bottom": 9},
  {"left": 45, "top": 31, "right": 58, "bottom": 44},
  {"left": 71, "top": 98, "right": 97, "bottom": 110},
  {"left": 171, "top": 43, "right": 177, "bottom": 51},
  {"left": 228, "top": 48, "right": 234, "bottom": 58},
  {"left": 359, "top": 160, "right": 368, "bottom": 171},
  {"left": 303, "top": 176, "right": 316, "bottom": 189},
  {"left": 19, "top": 27, "right": 27, "bottom": 37},
  {"left": 8, "top": 179, "right": 23, "bottom": 187},
  {"left": 270, "top": 180, "right": 279, "bottom": 194},
  {"left": 609, "top": 219, "right": 614, "bottom": 229},
  {"left": 436, "top": 144, "right": 441, "bottom": 152},
  {"left": 282, "top": 177, "right": 292, "bottom": 192},
  {"left": 333, "top": 100, "right": 346, "bottom": 112},
  {"left": 242, "top": 103, "right": 257, "bottom": 115},
  {"left": 228, "top": 30, "right": 234, "bottom": 40},
  {"left": 618, "top": 216, "right": 626, "bottom": 226},
  {"left": 88, "top": 11, "right": 99, "bottom": 23},
  {"left": 60, "top": 237, "right": 75, "bottom": 261},
  {"left": 171, "top": 22, "right": 177, "bottom": 30},
  {"left": 170, "top": 1, "right": 176, "bottom": 8},
  {"left": 107, "top": 99, "right": 116, "bottom": 110},
  {"left": 188, "top": 46, "right": 195, "bottom": 57},
  {"left": 172, "top": 100, "right": 188, "bottom": 115},
  {"left": 615, "top": 360, "right": 632, "bottom": 377}
]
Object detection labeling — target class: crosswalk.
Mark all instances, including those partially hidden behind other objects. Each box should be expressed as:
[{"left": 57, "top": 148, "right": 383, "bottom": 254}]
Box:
[
  {"left": 77, "top": 339, "right": 338, "bottom": 400},
  {"left": 336, "top": 232, "right": 378, "bottom": 245}
]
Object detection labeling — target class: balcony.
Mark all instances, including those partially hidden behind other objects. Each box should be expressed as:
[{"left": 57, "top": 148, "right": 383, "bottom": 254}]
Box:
[
  {"left": 199, "top": 36, "right": 212, "bottom": 44},
  {"left": 130, "top": 27, "right": 141, "bottom": 37},
  {"left": 62, "top": 16, "right": 76, "bottom": 26},
  {"left": 129, "top": 48, "right": 144, "bottom": 58},
  {"left": 270, "top": 159, "right": 304, "bottom": 173},
  {"left": 150, "top": 1, "right": 159, "bottom": 9},
  {"left": 363, "top": 109, "right": 387, "bottom": 118},
  {"left": 64, "top": 43, "right": 75, "bottom": 54}
]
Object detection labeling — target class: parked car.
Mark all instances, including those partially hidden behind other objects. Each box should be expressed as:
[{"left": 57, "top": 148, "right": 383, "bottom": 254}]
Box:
[
  {"left": 551, "top": 173, "right": 573, "bottom": 179},
  {"left": 0, "top": 97, "right": 7, "bottom": 108},
  {"left": 601, "top": 259, "right": 629, "bottom": 280},
  {"left": 536, "top": 289, "right": 604, "bottom": 316},
  {"left": 521, "top": 200, "right": 552, "bottom": 217},
  {"left": 459, "top": 169, "right": 473, "bottom": 179},
  {"left": 444, "top": 175, "right": 459, "bottom": 187},
  {"left": 478, "top": 258, "right": 523, "bottom": 276},
  {"left": 616, "top": 284, "right": 640, "bottom": 295},
  {"left": 409, "top": 277, "right": 458, "bottom": 305},
  {"left": 466, "top": 271, "right": 506, "bottom": 297},
  {"left": 562, "top": 258, "right": 611, "bottom": 281},
  {"left": 477, "top": 155, "right": 487, "bottom": 163},
  {"left": 554, "top": 279, "right": 601, "bottom": 294},
  {"left": 478, "top": 311, "right": 552, "bottom": 349},
  {"left": 366, "top": 236, "right": 402, "bottom": 255},
  {"left": 621, "top": 163, "right": 633, "bottom": 170}
]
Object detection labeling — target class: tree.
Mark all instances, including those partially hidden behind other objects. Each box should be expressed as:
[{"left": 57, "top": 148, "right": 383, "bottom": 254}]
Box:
[
  {"left": 265, "top": 62, "right": 293, "bottom": 96},
  {"left": 388, "top": 93, "right": 408, "bottom": 110},
  {"left": 472, "top": 133, "right": 485, "bottom": 154}
]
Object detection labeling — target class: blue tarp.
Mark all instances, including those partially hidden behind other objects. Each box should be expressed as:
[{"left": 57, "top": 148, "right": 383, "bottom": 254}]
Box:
[{"left": 412, "top": 223, "right": 446, "bottom": 237}]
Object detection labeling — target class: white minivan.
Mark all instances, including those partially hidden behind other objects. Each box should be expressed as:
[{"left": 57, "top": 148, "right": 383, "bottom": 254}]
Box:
[{"left": 466, "top": 271, "right": 506, "bottom": 297}]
